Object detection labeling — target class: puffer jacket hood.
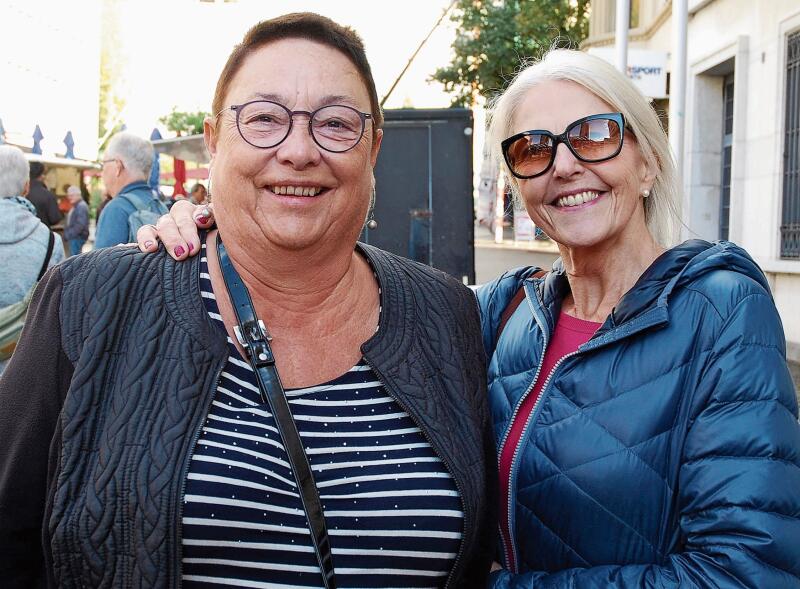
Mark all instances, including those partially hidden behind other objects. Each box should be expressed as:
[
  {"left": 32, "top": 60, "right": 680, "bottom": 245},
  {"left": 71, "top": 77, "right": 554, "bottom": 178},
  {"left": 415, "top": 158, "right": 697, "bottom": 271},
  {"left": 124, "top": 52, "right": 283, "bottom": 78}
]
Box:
[
  {"left": 477, "top": 239, "right": 800, "bottom": 588},
  {"left": 0, "top": 197, "right": 41, "bottom": 244},
  {"left": 530, "top": 239, "right": 770, "bottom": 342}
]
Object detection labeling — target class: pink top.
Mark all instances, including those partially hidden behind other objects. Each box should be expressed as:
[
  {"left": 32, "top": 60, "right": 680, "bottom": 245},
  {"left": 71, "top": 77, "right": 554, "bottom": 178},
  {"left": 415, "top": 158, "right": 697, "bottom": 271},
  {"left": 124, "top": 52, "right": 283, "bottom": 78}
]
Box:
[{"left": 498, "top": 310, "right": 602, "bottom": 571}]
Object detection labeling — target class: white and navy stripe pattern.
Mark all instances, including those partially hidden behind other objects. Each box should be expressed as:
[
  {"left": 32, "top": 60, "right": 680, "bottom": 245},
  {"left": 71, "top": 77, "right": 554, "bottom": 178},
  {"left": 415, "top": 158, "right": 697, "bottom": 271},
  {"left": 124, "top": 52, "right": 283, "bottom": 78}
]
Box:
[{"left": 181, "top": 238, "right": 464, "bottom": 588}]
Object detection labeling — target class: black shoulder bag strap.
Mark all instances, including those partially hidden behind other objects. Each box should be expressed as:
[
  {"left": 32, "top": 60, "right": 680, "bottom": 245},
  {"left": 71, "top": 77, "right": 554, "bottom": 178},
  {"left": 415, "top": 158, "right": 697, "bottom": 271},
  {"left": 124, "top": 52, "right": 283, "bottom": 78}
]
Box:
[
  {"left": 496, "top": 269, "right": 547, "bottom": 340},
  {"left": 216, "top": 235, "right": 337, "bottom": 589},
  {"left": 37, "top": 231, "right": 56, "bottom": 281}
]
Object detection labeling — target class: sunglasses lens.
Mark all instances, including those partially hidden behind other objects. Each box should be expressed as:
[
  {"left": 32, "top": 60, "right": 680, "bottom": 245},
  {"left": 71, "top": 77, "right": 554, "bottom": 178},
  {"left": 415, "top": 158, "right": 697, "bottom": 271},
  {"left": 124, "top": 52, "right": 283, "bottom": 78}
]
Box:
[
  {"left": 567, "top": 117, "right": 622, "bottom": 161},
  {"left": 505, "top": 133, "right": 553, "bottom": 178}
]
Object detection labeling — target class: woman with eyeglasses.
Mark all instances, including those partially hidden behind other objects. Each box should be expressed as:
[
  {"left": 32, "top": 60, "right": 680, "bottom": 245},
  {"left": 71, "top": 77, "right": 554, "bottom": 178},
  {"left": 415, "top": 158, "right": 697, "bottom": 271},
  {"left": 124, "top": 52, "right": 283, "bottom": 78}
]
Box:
[
  {"left": 149, "top": 47, "right": 800, "bottom": 588},
  {"left": 0, "top": 13, "right": 496, "bottom": 588}
]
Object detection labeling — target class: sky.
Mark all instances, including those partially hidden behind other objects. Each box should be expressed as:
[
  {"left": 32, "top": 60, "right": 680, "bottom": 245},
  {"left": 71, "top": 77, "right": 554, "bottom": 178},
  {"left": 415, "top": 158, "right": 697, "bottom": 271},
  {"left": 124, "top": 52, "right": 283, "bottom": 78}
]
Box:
[
  {"left": 116, "top": 0, "right": 461, "bottom": 137},
  {"left": 0, "top": 0, "right": 466, "bottom": 158}
]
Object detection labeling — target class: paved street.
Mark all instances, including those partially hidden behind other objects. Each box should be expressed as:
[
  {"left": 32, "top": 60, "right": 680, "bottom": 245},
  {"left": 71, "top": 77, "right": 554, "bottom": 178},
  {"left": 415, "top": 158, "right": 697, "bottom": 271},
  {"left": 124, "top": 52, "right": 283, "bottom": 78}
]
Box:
[
  {"left": 791, "top": 363, "right": 800, "bottom": 404},
  {"left": 474, "top": 242, "right": 559, "bottom": 284}
]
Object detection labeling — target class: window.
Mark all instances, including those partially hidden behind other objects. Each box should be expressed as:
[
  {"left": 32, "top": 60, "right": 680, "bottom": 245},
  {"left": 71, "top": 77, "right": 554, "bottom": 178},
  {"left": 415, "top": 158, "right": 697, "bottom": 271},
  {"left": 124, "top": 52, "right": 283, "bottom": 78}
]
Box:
[
  {"left": 599, "top": 0, "right": 640, "bottom": 35},
  {"left": 720, "top": 74, "right": 734, "bottom": 241},
  {"left": 781, "top": 31, "right": 800, "bottom": 258},
  {"left": 630, "top": 0, "right": 640, "bottom": 29}
]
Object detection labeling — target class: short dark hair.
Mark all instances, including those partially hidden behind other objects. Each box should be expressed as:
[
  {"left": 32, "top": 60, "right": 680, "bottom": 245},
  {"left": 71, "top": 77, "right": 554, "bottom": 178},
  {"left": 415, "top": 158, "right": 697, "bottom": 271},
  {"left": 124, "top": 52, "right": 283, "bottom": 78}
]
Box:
[
  {"left": 212, "top": 12, "right": 383, "bottom": 134},
  {"left": 29, "top": 161, "right": 45, "bottom": 179}
]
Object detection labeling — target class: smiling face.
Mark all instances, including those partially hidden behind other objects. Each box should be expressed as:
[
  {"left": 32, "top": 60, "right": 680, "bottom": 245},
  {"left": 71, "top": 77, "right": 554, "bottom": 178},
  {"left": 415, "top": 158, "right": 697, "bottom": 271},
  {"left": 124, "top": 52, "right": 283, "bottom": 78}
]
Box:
[
  {"left": 510, "top": 80, "right": 655, "bottom": 250},
  {"left": 205, "top": 38, "right": 382, "bottom": 252}
]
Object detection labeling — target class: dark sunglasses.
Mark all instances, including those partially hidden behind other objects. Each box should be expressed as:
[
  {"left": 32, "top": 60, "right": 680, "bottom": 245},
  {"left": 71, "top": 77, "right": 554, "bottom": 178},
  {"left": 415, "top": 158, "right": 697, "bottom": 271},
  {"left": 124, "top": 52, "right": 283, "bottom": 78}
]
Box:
[{"left": 501, "top": 112, "right": 626, "bottom": 179}]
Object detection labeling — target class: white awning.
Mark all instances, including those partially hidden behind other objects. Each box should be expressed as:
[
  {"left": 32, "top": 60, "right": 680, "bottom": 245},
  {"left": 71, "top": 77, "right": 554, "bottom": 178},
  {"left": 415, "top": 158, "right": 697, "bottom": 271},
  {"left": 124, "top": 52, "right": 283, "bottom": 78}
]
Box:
[
  {"left": 151, "top": 134, "right": 209, "bottom": 164},
  {"left": 24, "top": 152, "right": 101, "bottom": 170}
]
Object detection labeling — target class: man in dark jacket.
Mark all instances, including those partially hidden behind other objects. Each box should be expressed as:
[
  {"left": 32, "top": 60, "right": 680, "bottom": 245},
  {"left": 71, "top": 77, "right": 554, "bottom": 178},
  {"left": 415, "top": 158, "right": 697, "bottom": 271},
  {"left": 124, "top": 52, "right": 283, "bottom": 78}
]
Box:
[{"left": 26, "top": 161, "right": 62, "bottom": 227}]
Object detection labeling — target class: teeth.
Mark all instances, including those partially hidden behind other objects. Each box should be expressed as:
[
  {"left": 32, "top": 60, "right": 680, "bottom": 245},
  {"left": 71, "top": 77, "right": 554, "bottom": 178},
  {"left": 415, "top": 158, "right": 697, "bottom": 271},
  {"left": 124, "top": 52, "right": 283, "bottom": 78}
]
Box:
[
  {"left": 271, "top": 185, "right": 322, "bottom": 197},
  {"left": 556, "top": 191, "right": 599, "bottom": 208}
]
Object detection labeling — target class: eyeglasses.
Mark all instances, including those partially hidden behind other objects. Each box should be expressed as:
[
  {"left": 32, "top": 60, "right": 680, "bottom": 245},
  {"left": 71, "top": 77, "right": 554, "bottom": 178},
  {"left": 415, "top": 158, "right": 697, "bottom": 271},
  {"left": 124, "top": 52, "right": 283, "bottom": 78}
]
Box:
[
  {"left": 501, "top": 113, "right": 626, "bottom": 179},
  {"left": 221, "top": 100, "right": 373, "bottom": 153}
]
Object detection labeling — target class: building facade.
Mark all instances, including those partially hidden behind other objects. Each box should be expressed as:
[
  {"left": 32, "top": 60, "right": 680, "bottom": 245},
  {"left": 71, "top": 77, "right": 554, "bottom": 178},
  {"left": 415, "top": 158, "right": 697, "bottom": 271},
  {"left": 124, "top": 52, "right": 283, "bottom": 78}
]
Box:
[{"left": 584, "top": 0, "right": 800, "bottom": 361}]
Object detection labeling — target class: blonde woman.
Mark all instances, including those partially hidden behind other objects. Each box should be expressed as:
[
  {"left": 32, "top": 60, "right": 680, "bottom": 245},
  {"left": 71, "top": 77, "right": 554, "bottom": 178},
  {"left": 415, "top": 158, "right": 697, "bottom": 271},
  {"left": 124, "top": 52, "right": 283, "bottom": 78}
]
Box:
[{"left": 478, "top": 49, "right": 799, "bottom": 588}]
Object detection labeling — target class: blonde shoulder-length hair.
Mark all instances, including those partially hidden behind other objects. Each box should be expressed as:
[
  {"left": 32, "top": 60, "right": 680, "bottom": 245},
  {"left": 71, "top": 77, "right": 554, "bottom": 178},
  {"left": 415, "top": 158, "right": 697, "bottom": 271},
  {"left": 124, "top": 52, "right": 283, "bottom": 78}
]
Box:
[{"left": 487, "top": 49, "right": 679, "bottom": 246}]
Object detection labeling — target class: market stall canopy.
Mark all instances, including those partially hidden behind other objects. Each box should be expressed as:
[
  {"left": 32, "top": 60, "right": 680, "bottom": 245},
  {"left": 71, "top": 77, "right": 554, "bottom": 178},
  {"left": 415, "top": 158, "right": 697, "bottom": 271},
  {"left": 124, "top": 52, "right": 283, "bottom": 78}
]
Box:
[
  {"left": 24, "top": 152, "right": 100, "bottom": 170},
  {"left": 151, "top": 134, "right": 209, "bottom": 164}
]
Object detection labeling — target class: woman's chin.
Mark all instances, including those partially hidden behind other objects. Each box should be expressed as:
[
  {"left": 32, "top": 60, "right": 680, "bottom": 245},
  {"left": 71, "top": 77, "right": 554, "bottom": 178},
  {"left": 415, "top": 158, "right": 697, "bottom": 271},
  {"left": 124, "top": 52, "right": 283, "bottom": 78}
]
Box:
[{"left": 547, "top": 225, "right": 615, "bottom": 251}]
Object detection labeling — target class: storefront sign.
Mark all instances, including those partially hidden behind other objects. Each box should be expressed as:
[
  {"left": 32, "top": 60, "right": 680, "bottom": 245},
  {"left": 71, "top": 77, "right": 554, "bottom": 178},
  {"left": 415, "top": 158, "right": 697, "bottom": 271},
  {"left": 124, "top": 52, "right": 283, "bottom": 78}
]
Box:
[{"left": 588, "top": 48, "right": 669, "bottom": 99}]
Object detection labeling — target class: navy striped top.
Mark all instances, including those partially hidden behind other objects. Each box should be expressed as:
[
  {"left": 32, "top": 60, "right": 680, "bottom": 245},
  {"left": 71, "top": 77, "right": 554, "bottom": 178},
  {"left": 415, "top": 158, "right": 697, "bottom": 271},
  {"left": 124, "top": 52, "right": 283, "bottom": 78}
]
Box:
[{"left": 181, "top": 237, "right": 464, "bottom": 588}]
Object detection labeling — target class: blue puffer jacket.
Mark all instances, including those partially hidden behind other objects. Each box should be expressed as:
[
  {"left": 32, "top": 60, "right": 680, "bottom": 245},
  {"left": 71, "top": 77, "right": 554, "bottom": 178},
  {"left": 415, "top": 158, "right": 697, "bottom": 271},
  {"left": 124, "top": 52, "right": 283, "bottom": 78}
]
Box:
[{"left": 476, "top": 240, "right": 800, "bottom": 588}]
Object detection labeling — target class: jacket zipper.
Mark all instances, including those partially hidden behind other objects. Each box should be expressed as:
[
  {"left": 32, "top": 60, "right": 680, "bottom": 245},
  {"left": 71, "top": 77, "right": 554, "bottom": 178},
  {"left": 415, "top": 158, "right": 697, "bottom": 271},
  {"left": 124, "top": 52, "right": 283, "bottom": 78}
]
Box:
[
  {"left": 363, "top": 356, "right": 468, "bottom": 589},
  {"left": 173, "top": 361, "right": 225, "bottom": 589},
  {"left": 496, "top": 280, "right": 550, "bottom": 572},
  {"left": 503, "top": 348, "right": 582, "bottom": 571}
]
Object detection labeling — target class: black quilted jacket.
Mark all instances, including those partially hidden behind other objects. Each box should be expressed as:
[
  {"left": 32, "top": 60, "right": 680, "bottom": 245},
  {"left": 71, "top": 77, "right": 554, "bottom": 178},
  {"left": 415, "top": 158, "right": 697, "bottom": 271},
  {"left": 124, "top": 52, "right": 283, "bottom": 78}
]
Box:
[{"left": 0, "top": 244, "right": 497, "bottom": 588}]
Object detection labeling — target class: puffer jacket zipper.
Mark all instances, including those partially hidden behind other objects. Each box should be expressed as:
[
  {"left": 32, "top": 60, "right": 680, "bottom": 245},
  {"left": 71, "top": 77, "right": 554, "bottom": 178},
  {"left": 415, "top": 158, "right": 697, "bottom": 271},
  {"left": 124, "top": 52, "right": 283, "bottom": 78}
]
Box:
[{"left": 496, "top": 280, "right": 550, "bottom": 572}]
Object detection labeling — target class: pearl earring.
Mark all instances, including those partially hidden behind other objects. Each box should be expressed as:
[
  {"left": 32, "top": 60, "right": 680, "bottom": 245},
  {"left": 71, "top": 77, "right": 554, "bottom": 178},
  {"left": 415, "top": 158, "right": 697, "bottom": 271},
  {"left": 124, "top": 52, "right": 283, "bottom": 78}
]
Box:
[{"left": 642, "top": 189, "right": 650, "bottom": 198}]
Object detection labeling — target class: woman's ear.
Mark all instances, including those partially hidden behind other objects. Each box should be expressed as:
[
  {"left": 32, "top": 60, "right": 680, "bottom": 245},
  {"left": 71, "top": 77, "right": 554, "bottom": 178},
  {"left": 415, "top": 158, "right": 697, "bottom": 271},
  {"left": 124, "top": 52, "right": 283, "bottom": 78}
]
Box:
[
  {"left": 370, "top": 128, "right": 383, "bottom": 168},
  {"left": 640, "top": 155, "right": 659, "bottom": 196},
  {"left": 204, "top": 116, "right": 218, "bottom": 160}
]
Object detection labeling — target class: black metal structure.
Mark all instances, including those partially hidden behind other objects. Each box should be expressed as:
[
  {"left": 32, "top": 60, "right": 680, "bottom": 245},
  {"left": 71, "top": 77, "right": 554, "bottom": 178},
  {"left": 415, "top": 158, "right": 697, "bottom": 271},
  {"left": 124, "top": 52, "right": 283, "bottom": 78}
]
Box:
[
  {"left": 781, "top": 31, "right": 800, "bottom": 258},
  {"left": 362, "top": 108, "right": 475, "bottom": 283}
]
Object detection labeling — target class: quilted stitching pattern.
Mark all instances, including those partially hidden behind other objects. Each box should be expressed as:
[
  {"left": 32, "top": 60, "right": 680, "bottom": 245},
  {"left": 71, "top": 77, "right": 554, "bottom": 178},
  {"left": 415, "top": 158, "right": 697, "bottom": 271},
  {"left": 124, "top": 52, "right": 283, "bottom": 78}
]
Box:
[
  {"left": 478, "top": 241, "right": 800, "bottom": 587},
  {"left": 45, "top": 243, "right": 496, "bottom": 588},
  {"left": 51, "top": 247, "right": 226, "bottom": 588}
]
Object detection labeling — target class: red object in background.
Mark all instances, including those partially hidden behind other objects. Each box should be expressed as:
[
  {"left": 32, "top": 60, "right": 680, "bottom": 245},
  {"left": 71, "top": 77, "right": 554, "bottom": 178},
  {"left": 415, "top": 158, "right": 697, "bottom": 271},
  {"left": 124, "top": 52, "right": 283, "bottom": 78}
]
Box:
[{"left": 173, "top": 158, "right": 187, "bottom": 196}]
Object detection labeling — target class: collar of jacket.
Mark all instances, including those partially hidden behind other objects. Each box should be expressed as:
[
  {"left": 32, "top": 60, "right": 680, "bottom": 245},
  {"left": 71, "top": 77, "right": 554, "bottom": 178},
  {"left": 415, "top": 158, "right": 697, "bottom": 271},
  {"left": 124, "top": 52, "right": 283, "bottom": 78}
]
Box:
[
  {"left": 161, "top": 247, "right": 229, "bottom": 358},
  {"left": 165, "top": 239, "right": 436, "bottom": 367},
  {"left": 525, "top": 239, "right": 726, "bottom": 352},
  {"left": 117, "top": 180, "right": 154, "bottom": 198},
  {"left": 164, "top": 237, "right": 484, "bottom": 476},
  {"left": 357, "top": 242, "right": 414, "bottom": 361}
]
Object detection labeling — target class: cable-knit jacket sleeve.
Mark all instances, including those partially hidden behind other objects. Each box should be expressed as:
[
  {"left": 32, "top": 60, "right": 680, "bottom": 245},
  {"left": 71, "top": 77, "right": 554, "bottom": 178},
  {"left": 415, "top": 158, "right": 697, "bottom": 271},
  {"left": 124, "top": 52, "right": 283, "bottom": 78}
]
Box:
[
  {"left": 0, "top": 267, "right": 73, "bottom": 588},
  {"left": 489, "top": 290, "right": 800, "bottom": 589}
]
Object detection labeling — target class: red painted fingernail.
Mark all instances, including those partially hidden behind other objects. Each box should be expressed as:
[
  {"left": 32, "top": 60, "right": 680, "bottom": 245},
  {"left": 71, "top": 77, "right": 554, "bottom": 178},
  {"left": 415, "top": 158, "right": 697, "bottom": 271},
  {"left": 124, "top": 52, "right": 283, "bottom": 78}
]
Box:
[
  {"left": 174, "top": 246, "right": 185, "bottom": 257},
  {"left": 144, "top": 241, "right": 154, "bottom": 249},
  {"left": 188, "top": 242, "right": 194, "bottom": 253},
  {"left": 196, "top": 215, "right": 209, "bottom": 224}
]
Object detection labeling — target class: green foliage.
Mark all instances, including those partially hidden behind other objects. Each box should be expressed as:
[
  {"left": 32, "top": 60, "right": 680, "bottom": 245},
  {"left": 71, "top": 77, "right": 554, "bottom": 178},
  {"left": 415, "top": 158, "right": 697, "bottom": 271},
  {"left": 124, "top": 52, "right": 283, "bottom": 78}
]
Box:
[
  {"left": 432, "top": 0, "right": 590, "bottom": 106},
  {"left": 159, "top": 109, "right": 210, "bottom": 136}
]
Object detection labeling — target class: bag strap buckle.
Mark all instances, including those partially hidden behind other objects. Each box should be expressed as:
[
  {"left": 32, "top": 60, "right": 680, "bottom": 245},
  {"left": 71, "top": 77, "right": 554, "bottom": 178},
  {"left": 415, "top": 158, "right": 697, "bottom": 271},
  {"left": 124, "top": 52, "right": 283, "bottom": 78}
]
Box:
[{"left": 234, "top": 320, "right": 274, "bottom": 365}]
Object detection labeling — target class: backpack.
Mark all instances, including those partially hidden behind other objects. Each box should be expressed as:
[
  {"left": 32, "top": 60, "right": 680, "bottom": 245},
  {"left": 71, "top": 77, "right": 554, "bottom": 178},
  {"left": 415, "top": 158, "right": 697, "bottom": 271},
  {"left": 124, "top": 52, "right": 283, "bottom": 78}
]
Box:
[
  {"left": 118, "top": 190, "right": 169, "bottom": 242},
  {"left": 0, "top": 230, "right": 56, "bottom": 361}
]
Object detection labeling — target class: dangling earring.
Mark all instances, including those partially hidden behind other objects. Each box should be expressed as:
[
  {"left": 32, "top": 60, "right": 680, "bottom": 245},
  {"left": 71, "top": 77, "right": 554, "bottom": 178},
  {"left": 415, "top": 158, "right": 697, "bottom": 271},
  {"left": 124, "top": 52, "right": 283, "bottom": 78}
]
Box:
[
  {"left": 366, "top": 185, "right": 378, "bottom": 230},
  {"left": 641, "top": 189, "right": 650, "bottom": 198},
  {"left": 206, "top": 168, "right": 213, "bottom": 203}
]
